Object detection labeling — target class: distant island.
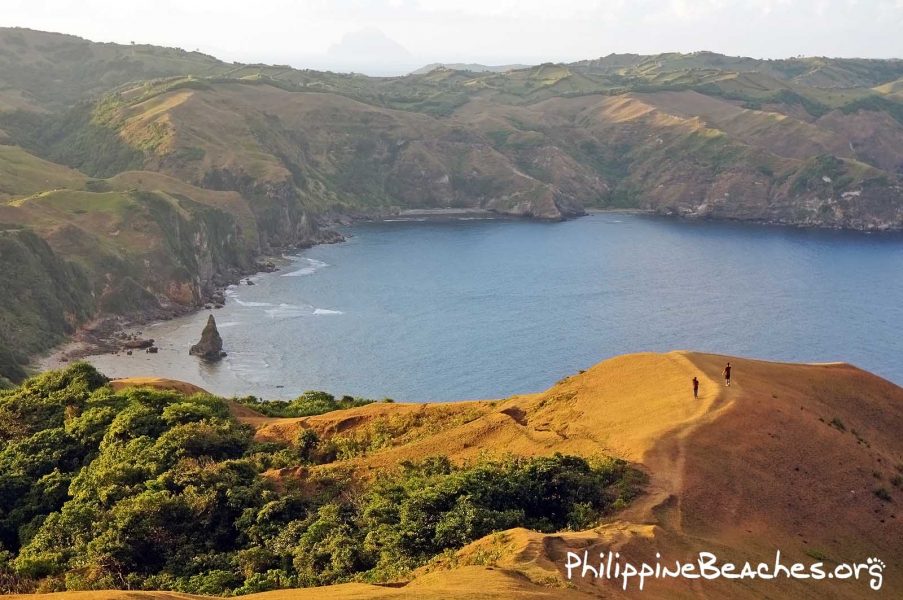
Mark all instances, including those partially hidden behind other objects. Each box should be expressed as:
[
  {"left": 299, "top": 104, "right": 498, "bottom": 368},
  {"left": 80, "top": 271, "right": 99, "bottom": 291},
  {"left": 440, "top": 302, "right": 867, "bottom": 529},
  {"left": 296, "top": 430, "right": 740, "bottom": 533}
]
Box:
[{"left": 1, "top": 26, "right": 903, "bottom": 383}]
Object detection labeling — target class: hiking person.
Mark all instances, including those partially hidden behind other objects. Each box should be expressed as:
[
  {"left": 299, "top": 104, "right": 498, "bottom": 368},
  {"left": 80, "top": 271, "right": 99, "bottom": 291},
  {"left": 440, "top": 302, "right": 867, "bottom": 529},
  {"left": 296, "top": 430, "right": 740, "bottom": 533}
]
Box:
[
  {"left": 723, "top": 362, "right": 732, "bottom": 387},
  {"left": 692, "top": 376, "right": 699, "bottom": 399}
]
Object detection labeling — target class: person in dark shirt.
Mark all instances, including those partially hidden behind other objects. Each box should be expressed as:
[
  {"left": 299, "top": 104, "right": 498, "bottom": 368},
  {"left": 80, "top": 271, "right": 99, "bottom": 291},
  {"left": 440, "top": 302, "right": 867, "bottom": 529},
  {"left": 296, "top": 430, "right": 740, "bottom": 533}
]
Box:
[
  {"left": 723, "top": 362, "right": 732, "bottom": 387},
  {"left": 692, "top": 376, "right": 699, "bottom": 399}
]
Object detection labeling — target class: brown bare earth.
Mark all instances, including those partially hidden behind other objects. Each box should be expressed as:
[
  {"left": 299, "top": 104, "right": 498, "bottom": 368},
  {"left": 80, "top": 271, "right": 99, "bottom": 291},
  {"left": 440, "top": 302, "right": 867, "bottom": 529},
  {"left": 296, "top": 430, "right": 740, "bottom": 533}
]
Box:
[{"left": 22, "top": 352, "right": 903, "bottom": 598}]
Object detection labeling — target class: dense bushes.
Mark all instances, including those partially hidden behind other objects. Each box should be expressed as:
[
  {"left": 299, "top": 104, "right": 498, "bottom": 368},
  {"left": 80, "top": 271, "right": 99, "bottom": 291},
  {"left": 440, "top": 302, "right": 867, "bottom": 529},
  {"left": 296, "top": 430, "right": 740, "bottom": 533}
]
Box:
[
  {"left": 0, "top": 364, "right": 643, "bottom": 595},
  {"left": 333, "top": 454, "right": 641, "bottom": 582},
  {"left": 0, "top": 105, "right": 144, "bottom": 178},
  {"left": 1, "top": 365, "right": 265, "bottom": 592},
  {"left": 234, "top": 391, "right": 375, "bottom": 418}
]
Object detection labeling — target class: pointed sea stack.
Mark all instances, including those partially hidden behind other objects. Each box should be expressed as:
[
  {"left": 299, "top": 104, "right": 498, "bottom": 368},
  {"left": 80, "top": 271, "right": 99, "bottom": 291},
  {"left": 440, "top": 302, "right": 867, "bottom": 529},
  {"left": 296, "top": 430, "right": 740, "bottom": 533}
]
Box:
[{"left": 189, "top": 315, "right": 227, "bottom": 361}]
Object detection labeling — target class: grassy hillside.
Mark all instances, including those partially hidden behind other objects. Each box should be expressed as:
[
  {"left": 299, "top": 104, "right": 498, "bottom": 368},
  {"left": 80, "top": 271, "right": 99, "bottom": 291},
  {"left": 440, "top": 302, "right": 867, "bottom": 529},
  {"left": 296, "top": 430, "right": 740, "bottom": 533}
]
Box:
[
  {"left": 0, "top": 146, "right": 86, "bottom": 201},
  {"left": 2, "top": 29, "right": 901, "bottom": 228},
  {"left": 1, "top": 352, "right": 901, "bottom": 598},
  {"left": 19, "top": 74, "right": 899, "bottom": 227},
  {"left": 0, "top": 28, "right": 227, "bottom": 112}
]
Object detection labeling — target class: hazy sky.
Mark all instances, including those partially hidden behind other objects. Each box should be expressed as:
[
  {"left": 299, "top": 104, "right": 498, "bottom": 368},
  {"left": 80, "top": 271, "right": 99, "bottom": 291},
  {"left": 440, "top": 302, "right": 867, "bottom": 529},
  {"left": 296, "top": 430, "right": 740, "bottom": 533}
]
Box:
[{"left": 2, "top": 0, "right": 902, "bottom": 74}]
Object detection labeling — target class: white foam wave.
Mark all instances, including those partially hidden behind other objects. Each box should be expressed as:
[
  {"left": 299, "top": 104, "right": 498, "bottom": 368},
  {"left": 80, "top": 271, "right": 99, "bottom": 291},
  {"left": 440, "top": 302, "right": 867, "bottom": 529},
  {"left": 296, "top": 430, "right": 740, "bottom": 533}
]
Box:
[
  {"left": 282, "top": 266, "right": 318, "bottom": 277},
  {"left": 263, "top": 303, "right": 343, "bottom": 319},
  {"left": 265, "top": 304, "right": 309, "bottom": 319},
  {"left": 234, "top": 299, "right": 273, "bottom": 307},
  {"left": 282, "top": 257, "right": 329, "bottom": 277}
]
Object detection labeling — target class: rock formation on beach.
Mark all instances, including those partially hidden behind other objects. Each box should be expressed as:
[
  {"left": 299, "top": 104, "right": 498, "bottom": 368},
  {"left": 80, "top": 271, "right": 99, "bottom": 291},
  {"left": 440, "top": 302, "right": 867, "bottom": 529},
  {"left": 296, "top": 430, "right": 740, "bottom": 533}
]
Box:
[{"left": 189, "top": 315, "right": 226, "bottom": 360}]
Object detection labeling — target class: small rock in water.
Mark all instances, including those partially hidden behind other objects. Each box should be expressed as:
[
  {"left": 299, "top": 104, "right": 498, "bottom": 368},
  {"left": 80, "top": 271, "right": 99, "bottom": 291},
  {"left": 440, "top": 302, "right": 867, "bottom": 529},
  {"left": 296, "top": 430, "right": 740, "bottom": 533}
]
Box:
[{"left": 189, "top": 315, "right": 227, "bottom": 361}]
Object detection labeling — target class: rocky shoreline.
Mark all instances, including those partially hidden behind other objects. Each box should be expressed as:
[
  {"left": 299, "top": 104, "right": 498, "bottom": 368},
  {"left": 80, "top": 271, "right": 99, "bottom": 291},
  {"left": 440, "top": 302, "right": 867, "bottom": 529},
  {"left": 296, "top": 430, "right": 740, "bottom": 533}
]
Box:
[
  {"left": 35, "top": 233, "right": 346, "bottom": 372},
  {"left": 33, "top": 207, "right": 514, "bottom": 371}
]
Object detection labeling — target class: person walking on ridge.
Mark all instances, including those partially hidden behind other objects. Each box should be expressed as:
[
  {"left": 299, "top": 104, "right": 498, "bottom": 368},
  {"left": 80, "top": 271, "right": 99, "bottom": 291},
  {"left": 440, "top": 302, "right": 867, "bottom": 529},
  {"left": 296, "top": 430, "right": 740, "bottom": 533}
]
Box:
[
  {"left": 723, "top": 362, "right": 732, "bottom": 387},
  {"left": 692, "top": 376, "right": 699, "bottom": 399}
]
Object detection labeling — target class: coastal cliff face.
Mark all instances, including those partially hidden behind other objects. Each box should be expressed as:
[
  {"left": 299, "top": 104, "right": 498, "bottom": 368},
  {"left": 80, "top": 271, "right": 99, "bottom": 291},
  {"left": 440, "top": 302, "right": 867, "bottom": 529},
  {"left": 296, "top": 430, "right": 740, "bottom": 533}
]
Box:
[
  {"left": 0, "top": 229, "right": 94, "bottom": 384},
  {"left": 0, "top": 167, "right": 272, "bottom": 381}
]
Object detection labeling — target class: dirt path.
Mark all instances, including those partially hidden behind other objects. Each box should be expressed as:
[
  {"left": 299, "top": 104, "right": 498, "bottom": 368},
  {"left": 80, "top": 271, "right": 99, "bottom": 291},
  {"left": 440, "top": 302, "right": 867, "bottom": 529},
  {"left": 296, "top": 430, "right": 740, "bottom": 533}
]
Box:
[{"left": 621, "top": 353, "right": 734, "bottom": 532}]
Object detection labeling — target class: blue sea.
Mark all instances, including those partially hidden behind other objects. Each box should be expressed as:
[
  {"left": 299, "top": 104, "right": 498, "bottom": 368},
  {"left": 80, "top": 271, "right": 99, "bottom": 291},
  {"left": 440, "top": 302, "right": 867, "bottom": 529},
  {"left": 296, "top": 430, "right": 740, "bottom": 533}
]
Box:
[{"left": 81, "top": 214, "right": 903, "bottom": 401}]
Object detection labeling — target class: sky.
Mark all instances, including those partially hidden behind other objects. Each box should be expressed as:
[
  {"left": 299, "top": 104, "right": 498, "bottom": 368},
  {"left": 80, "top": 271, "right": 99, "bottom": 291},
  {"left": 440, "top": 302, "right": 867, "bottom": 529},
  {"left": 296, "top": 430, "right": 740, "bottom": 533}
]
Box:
[{"left": 2, "top": 0, "right": 902, "bottom": 75}]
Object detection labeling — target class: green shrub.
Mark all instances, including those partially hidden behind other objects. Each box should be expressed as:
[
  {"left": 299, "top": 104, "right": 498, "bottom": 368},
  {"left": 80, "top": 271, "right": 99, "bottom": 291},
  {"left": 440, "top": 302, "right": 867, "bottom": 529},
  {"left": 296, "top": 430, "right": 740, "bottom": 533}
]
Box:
[
  {"left": 0, "top": 366, "right": 644, "bottom": 595},
  {"left": 234, "top": 391, "right": 373, "bottom": 418},
  {"left": 295, "top": 428, "right": 320, "bottom": 463}
]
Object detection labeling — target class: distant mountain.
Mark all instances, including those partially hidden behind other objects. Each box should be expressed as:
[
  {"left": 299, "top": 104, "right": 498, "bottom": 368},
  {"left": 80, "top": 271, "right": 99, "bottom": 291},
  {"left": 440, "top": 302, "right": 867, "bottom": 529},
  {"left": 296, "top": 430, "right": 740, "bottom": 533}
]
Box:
[
  {"left": 411, "top": 62, "right": 531, "bottom": 75},
  {"left": 1, "top": 26, "right": 903, "bottom": 381},
  {"left": 321, "top": 27, "right": 419, "bottom": 75}
]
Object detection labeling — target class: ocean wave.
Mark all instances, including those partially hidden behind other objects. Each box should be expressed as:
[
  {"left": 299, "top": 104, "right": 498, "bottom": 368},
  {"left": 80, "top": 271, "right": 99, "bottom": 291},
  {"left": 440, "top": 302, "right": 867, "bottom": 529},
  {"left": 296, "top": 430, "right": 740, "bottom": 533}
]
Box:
[
  {"left": 233, "top": 299, "right": 273, "bottom": 307},
  {"left": 282, "top": 257, "right": 329, "bottom": 277},
  {"left": 263, "top": 303, "right": 343, "bottom": 319}
]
